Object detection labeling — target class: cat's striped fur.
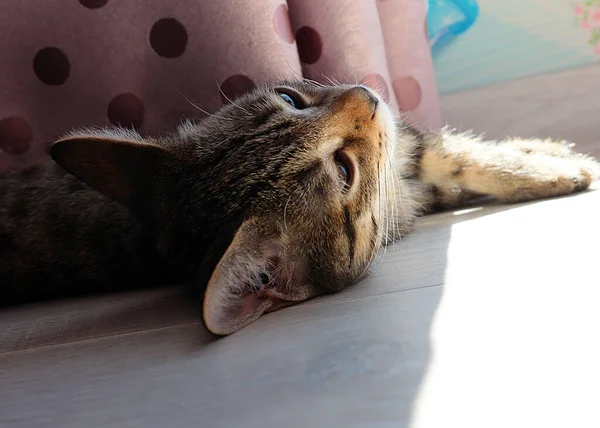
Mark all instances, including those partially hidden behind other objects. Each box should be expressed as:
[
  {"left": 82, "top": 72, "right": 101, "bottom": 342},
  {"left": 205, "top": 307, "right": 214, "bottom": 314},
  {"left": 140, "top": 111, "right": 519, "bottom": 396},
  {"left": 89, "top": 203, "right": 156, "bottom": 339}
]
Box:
[{"left": 1, "top": 81, "right": 598, "bottom": 334}]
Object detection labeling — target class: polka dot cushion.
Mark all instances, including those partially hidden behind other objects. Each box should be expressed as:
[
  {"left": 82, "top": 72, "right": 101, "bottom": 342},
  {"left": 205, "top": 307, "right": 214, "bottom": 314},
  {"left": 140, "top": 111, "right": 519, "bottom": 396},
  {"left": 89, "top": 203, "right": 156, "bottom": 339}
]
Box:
[{"left": 0, "top": 0, "right": 441, "bottom": 173}]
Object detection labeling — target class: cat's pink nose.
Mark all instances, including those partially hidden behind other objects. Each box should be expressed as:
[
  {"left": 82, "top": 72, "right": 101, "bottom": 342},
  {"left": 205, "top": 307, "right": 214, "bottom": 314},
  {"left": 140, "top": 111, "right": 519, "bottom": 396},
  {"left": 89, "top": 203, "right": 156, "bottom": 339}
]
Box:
[
  {"left": 356, "top": 85, "right": 379, "bottom": 117},
  {"left": 331, "top": 85, "right": 379, "bottom": 120}
]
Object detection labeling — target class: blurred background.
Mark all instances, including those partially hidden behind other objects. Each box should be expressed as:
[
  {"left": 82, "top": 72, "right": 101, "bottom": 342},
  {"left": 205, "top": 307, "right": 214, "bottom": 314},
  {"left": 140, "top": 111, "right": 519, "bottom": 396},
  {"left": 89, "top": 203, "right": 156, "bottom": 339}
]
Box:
[
  {"left": 430, "top": 0, "right": 600, "bottom": 158},
  {"left": 430, "top": 0, "right": 598, "bottom": 94},
  {"left": 1, "top": 0, "right": 598, "bottom": 168}
]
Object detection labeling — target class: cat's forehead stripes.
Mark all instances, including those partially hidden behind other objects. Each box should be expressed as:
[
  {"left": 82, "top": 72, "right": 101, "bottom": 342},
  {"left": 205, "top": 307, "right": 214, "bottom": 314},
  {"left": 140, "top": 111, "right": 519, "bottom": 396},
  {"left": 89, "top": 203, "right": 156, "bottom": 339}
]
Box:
[
  {"left": 304, "top": 85, "right": 393, "bottom": 282},
  {"left": 343, "top": 207, "right": 380, "bottom": 271}
]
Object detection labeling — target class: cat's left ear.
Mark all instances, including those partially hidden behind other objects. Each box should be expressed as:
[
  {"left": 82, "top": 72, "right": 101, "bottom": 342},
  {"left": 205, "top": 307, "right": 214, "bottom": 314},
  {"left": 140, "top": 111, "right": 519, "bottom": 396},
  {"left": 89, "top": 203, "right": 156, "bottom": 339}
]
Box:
[
  {"left": 203, "top": 218, "right": 313, "bottom": 335},
  {"left": 51, "top": 132, "right": 175, "bottom": 214}
]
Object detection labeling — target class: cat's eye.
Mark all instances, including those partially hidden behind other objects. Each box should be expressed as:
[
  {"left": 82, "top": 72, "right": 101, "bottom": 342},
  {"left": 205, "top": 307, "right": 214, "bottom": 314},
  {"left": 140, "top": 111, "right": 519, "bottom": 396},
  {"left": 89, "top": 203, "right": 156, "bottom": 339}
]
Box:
[
  {"left": 279, "top": 93, "right": 298, "bottom": 108},
  {"left": 259, "top": 273, "right": 270, "bottom": 285},
  {"left": 334, "top": 151, "right": 352, "bottom": 189},
  {"left": 275, "top": 88, "right": 305, "bottom": 109}
]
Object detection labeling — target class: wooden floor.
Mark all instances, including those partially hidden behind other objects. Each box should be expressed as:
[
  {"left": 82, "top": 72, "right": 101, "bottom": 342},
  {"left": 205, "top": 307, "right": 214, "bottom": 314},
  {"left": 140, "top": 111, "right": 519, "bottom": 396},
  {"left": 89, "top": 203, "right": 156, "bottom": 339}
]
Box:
[{"left": 1, "top": 67, "right": 600, "bottom": 428}]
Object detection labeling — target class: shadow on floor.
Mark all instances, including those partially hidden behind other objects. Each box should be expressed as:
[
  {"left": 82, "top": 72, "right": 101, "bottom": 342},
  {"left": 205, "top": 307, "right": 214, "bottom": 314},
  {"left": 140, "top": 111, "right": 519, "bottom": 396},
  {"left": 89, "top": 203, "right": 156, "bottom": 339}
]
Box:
[{"left": 0, "top": 200, "right": 530, "bottom": 428}]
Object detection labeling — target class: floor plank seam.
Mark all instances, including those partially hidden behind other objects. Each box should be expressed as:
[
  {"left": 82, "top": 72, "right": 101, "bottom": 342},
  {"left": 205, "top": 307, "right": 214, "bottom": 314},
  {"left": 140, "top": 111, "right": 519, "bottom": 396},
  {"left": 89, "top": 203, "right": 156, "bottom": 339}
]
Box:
[
  {"left": 294, "top": 282, "right": 445, "bottom": 309},
  {"left": 0, "top": 321, "right": 203, "bottom": 357}
]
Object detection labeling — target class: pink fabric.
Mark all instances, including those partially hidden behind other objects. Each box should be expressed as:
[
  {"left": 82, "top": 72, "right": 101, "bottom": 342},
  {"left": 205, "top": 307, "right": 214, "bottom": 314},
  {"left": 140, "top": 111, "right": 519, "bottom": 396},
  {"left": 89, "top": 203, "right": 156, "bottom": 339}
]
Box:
[{"left": 0, "top": 0, "right": 441, "bottom": 174}]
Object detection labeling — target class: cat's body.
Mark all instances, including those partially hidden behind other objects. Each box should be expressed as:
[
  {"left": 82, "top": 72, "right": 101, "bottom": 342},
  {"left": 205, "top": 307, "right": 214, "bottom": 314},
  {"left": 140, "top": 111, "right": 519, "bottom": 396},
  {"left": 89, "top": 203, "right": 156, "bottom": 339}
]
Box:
[
  {"left": 0, "top": 159, "right": 172, "bottom": 300},
  {"left": 1, "top": 81, "right": 598, "bottom": 334}
]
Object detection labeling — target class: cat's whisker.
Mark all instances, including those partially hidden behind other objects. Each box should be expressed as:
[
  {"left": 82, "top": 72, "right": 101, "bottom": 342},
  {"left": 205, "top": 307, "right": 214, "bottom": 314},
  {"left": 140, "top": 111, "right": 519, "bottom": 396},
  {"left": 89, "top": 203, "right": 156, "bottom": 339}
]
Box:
[
  {"left": 322, "top": 74, "right": 335, "bottom": 86},
  {"left": 379, "top": 158, "right": 389, "bottom": 247},
  {"left": 391, "top": 144, "right": 406, "bottom": 243},
  {"left": 381, "top": 162, "right": 390, "bottom": 242},
  {"left": 384, "top": 103, "right": 409, "bottom": 123},
  {"left": 380, "top": 158, "right": 388, "bottom": 246},
  {"left": 385, "top": 164, "right": 393, "bottom": 242},
  {"left": 389, "top": 168, "right": 398, "bottom": 243},
  {"left": 215, "top": 81, "right": 254, "bottom": 118},
  {"left": 381, "top": 138, "right": 393, "bottom": 243},
  {"left": 378, "top": 159, "right": 385, "bottom": 242},
  {"left": 383, "top": 129, "right": 410, "bottom": 159},
  {"left": 367, "top": 81, "right": 387, "bottom": 100},
  {"left": 175, "top": 89, "right": 236, "bottom": 121},
  {"left": 302, "top": 78, "right": 325, "bottom": 88},
  {"left": 394, "top": 177, "right": 406, "bottom": 243},
  {"left": 374, "top": 162, "right": 388, "bottom": 282},
  {"left": 322, "top": 74, "right": 342, "bottom": 87},
  {"left": 216, "top": 80, "right": 234, "bottom": 105},
  {"left": 385, "top": 137, "right": 404, "bottom": 247}
]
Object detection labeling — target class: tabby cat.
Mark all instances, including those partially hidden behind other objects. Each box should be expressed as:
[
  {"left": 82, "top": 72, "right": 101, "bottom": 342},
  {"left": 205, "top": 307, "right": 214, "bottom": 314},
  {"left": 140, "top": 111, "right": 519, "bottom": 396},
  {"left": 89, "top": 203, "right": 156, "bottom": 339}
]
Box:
[{"left": 1, "top": 82, "right": 598, "bottom": 335}]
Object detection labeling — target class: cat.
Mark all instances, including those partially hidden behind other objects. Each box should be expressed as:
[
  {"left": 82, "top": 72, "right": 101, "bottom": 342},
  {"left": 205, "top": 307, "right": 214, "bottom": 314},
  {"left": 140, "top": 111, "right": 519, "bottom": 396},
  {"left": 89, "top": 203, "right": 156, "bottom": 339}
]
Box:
[{"left": 1, "top": 81, "right": 598, "bottom": 335}]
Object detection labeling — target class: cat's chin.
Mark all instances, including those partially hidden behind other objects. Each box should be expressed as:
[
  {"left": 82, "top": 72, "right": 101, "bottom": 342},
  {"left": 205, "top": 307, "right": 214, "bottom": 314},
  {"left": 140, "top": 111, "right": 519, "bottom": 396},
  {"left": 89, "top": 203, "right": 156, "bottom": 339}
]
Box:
[{"left": 368, "top": 87, "right": 397, "bottom": 154}]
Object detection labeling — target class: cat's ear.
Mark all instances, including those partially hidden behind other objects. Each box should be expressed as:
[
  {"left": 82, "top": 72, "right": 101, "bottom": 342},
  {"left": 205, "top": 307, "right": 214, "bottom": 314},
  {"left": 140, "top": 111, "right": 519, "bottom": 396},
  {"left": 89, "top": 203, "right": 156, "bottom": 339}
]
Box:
[
  {"left": 50, "top": 132, "right": 173, "bottom": 209},
  {"left": 203, "top": 218, "right": 313, "bottom": 335}
]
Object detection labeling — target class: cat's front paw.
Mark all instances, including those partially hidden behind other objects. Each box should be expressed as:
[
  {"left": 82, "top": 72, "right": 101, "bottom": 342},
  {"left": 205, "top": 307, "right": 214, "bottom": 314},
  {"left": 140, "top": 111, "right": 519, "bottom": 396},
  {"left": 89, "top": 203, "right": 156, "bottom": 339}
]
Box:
[
  {"left": 579, "top": 156, "right": 600, "bottom": 182},
  {"left": 552, "top": 156, "right": 599, "bottom": 193},
  {"left": 501, "top": 155, "right": 599, "bottom": 203}
]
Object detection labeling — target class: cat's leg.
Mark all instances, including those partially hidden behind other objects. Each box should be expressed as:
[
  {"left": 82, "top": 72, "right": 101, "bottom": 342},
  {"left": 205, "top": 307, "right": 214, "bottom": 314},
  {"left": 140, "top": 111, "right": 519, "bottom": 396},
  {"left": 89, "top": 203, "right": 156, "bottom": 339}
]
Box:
[
  {"left": 417, "top": 129, "right": 600, "bottom": 209},
  {"left": 503, "top": 137, "right": 585, "bottom": 158}
]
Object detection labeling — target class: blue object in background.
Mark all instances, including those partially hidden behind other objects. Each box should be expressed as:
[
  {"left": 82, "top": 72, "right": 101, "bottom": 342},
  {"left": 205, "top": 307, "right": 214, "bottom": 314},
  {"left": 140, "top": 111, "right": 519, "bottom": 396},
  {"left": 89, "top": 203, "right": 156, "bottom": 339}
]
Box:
[
  {"left": 427, "top": 0, "right": 479, "bottom": 50},
  {"left": 430, "top": 0, "right": 598, "bottom": 95}
]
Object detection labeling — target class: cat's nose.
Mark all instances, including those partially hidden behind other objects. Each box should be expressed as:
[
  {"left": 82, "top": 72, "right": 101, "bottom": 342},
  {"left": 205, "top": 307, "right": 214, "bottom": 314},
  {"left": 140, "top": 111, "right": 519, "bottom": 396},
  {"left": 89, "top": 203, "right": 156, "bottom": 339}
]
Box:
[
  {"left": 356, "top": 85, "right": 379, "bottom": 115},
  {"left": 332, "top": 85, "right": 379, "bottom": 119}
]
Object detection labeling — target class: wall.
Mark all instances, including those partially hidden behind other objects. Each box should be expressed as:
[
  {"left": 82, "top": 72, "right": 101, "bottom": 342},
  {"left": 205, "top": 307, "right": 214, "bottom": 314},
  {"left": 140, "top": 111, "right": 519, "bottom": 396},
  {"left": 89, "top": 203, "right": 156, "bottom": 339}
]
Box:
[{"left": 433, "top": 0, "right": 599, "bottom": 94}]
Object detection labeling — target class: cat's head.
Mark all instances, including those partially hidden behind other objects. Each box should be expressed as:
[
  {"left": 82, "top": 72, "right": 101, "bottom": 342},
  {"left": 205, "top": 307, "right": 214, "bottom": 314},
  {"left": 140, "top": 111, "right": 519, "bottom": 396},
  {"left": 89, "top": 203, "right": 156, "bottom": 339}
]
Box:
[{"left": 51, "top": 81, "right": 400, "bottom": 335}]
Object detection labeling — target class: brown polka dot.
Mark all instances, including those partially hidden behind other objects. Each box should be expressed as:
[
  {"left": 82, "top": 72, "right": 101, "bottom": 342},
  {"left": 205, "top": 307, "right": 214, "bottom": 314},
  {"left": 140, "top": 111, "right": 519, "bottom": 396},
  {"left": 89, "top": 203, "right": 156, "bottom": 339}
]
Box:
[
  {"left": 107, "top": 93, "right": 145, "bottom": 129},
  {"left": 273, "top": 4, "right": 294, "bottom": 44},
  {"left": 220, "top": 75, "right": 256, "bottom": 104},
  {"left": 0, "top": 117, "right": 32, "bottom": 155},
  {"left": 33, "top": 47, "right": 70, "bottom": 85},
  {"left": 149, "top": 18, "right": 188, "bottom": 59},
  {"left": 361, "top": 73, "right": 391, "bottom": 104},
  {"left": 295, "top": 26, "right": 322, "bottom": 64},
  {"left": 393, "top": 77, "right": 422, "bottom": 111},
  {"left": 79, "top": 0, "right": 108, "bottom": 8}
]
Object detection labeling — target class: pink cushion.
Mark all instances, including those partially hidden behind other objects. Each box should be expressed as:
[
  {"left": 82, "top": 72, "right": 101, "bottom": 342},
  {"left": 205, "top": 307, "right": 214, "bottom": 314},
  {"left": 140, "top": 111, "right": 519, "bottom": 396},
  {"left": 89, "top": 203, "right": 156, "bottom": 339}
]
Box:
[{"left": 0, "top": 0, "right": 441, "bottom": 173}]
